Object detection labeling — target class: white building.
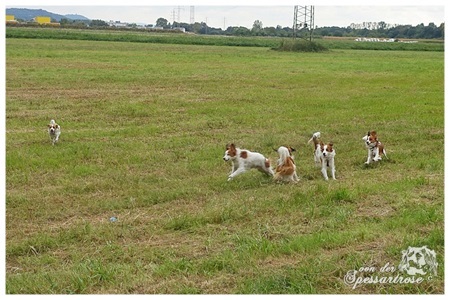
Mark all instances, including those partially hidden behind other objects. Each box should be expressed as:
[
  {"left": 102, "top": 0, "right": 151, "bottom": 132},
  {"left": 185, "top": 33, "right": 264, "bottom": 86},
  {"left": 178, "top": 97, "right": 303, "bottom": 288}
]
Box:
[{"left": 108, "top": 20, "right": 128, "bottom": 28}]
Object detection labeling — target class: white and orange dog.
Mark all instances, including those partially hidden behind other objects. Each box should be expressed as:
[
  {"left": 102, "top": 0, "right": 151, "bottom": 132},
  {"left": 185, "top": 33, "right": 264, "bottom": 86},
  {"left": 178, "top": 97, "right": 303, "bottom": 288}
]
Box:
[
  {"left": 308, "top": 132, "right": 322, "bottom": 166},
  {"left": 362, "top": 130, "right": 387, "bottom": 164},
  {"left": 320, "top": 142, "right": 336, "bottom": 181},
  {"left": 274, "top": 146, "right": 299, "bottom": 183},
  {"left": 308, "top": 132, "right": 336, "bottom": 180},
  {"left": 48, "top": 119, "right": 61, "bottom": 145},
  {"left": 223, "top": 143, "right": 274, "bottom": 181}
]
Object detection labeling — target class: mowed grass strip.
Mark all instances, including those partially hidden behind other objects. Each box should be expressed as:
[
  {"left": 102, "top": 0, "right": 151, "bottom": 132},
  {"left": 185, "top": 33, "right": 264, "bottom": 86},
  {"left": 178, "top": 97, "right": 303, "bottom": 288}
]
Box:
[{"left": 6, "top": 38, "right": 443, "bottom": 294}]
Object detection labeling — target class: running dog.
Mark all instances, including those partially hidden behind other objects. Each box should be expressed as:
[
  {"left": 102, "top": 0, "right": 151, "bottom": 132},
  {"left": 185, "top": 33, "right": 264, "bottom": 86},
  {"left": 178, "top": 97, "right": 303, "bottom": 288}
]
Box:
[
  {"left": 223, "top": 143, "right": 274, "bottom": 181},
  {"left": 362, "top": 131, "right": 387, "bottom": 164},
  {"left": 48, "top": 119, "right": 61, "bottom": 145}
]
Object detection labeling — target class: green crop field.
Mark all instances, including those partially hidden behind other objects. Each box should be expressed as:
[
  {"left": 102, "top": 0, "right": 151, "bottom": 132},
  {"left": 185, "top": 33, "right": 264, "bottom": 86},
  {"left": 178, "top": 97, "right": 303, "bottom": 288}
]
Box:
[{"left": 5, "top": 35, "right": 444, "bottom": 294}]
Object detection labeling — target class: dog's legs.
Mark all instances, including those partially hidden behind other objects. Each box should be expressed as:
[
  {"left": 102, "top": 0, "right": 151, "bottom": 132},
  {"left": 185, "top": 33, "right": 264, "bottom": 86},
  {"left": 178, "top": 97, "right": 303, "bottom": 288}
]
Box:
[
  {"left": 257, "top": 166, "right": 274, "bottom": 177},
  {"left": 321, "top": 159, "right": 329, "bottom": 181},
  {"left": 314, "top": 147, "right": 321, "bottom": 166},
  {"left": 365, "top": 149, "right": 373, "bottom": 164},
  {"left": 260, "top": 159, "right": 274, "bottom": 177},
  {"left": 228, "top": 167, "right": 246, "bottom": 181},
  {"left": 330, "top": 158, "right": 336, "bottom": 180},
  {"left": 230, "top": 162, "right": 238, "bottom": 175},
  {"left": 315, "top": 157, "right": 321, "bottom": 167},
  {"left": 374, "top": 147, "right": 382, "bottom": 161}
]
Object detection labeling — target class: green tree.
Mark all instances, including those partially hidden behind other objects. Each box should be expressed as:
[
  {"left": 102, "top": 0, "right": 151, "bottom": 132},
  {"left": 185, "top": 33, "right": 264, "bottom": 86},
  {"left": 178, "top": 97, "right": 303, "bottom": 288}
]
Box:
[
  {"left": 191, "top": 22, "right": 203, "bottom": 34},
  {"left": 252, "top": 20, "right": 263, "bottom": 35},
  {"left": 156, "top": 17, "right": 169, "bottom": 28},
  {"left": 264, "top": 26, "right": 277, "bottom": 36},
  {"left": 90, "top": 19, "right": 108, "bottom": 27},
  {"left": 232, "top": 26, "right": 251, "bottom": 36},
  {"left": 60, "top": 18, "right": 70, "bottom": 26}
]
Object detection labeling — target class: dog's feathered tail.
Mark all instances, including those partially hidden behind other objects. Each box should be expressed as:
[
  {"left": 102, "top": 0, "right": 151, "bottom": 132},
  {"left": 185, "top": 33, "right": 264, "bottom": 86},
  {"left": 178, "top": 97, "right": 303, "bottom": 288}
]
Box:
[
  {"left": 276, "top": 147, "right": 291, "bottom": 167},
  {"left": 307, "top": 132, "right": 321, "bottom": 144}
]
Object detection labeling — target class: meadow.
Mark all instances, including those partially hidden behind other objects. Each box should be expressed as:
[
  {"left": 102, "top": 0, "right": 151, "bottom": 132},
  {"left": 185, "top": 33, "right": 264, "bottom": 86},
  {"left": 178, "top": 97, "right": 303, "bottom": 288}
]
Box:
[
  {"left": 6, "top": 27, "right": 445, "bottom": 51},
  {"left": 5, "top": 35, "right": 444, "bottom": 294}
]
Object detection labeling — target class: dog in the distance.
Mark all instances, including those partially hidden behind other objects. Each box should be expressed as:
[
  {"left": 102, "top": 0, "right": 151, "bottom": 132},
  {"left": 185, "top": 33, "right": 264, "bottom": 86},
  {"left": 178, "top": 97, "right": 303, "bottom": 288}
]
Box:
[
  {"left": 223, "top": 143, "right": 274, "bottom": 181},
  {"left": 320, "top": 142, "right": 336, "bottom": 181},
  {"left": 362, "top": 130, "right": 387, "bottom": 164},
  {"left": 48, "top": 119, "right": 61, "bottom": 145},
  {"left": 273, "top": 146, "right": 299, "bottom": 183},
  {"left": 308, "top": 132, "right": 336, "bottom": 180}
]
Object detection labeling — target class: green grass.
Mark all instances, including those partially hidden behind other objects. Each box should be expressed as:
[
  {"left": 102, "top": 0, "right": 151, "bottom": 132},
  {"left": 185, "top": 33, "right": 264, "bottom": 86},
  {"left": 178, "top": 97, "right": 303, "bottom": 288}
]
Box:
[
  {"left": 5, "top": 37, "right": 444, "bottom": 294},
  {"left": 6, "top": 27, "right": 445, "bottom": 51}
]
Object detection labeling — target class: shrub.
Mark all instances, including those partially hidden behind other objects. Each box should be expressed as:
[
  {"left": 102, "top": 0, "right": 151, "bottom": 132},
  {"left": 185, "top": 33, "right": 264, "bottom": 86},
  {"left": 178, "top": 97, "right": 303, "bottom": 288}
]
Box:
[{"left": 274, "top": 39, "right": 328, "bottom": 52}]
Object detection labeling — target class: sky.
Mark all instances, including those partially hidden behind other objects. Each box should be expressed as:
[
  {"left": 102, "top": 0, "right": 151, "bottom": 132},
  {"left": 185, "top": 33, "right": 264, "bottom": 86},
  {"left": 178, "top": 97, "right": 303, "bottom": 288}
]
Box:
[{"left": 4, "top": 0, "right": 447, "bottom": 29}]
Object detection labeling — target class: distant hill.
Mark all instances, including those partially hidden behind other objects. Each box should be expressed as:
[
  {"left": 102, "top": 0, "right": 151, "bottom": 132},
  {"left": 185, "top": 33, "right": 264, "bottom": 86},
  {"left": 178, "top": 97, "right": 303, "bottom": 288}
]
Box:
[
  {"left": 64, "top": 14, "right": 89, "bottom": 21},
  {"left": 6, "top": 8, "right": 90, "bottom": 22}
]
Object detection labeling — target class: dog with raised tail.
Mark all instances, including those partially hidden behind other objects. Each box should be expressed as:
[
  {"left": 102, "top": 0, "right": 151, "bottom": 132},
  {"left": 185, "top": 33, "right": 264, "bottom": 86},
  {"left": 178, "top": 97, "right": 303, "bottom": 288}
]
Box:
[
  {"left": 47, "top": 119, "right": 61, "bottom": 145},
  {"left": 362, "top": 130, "right": 388, "bottom": 164},
  {"left": 307, "top": 131, "right": 322, "bottom": 166},
  {"left": 223, "top": 143, "right": 274, "bottom": 181},
  {"left": 308, "top": 132, "right": 336, "bottom": 180},
  {"left": 273, "top": 146, "right": 299, "bottom": 183}
]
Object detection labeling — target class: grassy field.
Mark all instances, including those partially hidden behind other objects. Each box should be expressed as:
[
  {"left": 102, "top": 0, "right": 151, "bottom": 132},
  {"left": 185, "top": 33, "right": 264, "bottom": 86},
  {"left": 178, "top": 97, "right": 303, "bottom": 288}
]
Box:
[
  {"left": 5, "top": 37, "right": 444, "bottom": 294},
  {"left": 6, "top": 27, "right": 445, "bottom": 51}
]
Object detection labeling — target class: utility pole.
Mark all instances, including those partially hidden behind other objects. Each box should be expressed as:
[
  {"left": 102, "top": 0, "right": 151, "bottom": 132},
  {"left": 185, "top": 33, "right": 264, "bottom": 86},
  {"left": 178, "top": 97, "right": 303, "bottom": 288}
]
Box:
[
  {"left": 177, "top": 6, "right": 182, "bottom": 24},
  {"left": 171, "top": 8, "right": 176, "bottom": 28},
  {"left": 190, "top": 6, "right": 195, "bottom": 24},
  {"left": 172, "top": 6, "right": 184, "bottom": 28},
  {"left": 293, "top": 5, "right": 315, "bottom": 41}
]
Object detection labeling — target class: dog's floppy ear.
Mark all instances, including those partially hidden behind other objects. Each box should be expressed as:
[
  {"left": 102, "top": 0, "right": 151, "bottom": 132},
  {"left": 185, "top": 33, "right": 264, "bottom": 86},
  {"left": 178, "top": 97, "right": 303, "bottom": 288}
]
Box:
[
  {"left": 227, "top": 143, "right": 236, "bottom": 150},
  {"left": 289, "top": 147, "right": 296, "bottom": 152}
]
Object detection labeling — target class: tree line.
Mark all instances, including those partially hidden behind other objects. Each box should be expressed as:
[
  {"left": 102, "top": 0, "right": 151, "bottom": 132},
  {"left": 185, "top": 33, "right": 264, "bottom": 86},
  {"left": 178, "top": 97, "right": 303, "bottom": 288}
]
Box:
[
  {"left": 12, "top": 16, "right": 444, "bottom": 40},
  {"left": 157, "top": 18, "right": 444, "bottom": 40}
]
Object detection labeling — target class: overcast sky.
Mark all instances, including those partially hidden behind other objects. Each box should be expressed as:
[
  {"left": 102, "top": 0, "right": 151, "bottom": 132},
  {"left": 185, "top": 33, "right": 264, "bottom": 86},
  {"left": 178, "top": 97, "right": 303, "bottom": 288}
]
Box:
[{"left": 5, "top": 0, "right": 446, "bottom": 29}]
